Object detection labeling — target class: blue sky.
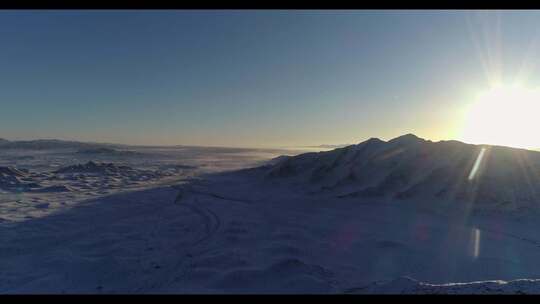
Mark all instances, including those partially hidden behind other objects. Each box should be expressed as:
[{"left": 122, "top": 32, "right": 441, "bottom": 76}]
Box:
[{"left": 2, "top": 10, "right": 540, "bottom": 147}]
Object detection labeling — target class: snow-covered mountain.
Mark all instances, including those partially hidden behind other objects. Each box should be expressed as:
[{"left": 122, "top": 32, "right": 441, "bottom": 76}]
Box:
[
  {"left": 265, "top": 134, "right": 540, "bottom": 213},
  {"left": 0, "top": 166, "right": 40, "bottom": 191}
]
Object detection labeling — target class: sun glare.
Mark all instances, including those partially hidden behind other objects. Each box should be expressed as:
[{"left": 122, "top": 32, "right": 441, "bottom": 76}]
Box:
[{"left": 460, "top": 84, "right": 540, "bottom": 150}]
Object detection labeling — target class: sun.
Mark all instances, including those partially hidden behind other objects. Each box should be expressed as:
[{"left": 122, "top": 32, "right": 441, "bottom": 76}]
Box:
[{"left": 459, "top": 84, "right": 540, "bottom": 150}]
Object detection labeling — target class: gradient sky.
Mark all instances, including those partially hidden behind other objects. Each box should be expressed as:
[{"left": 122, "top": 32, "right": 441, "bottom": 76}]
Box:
[{"left": 2, "top": 10, "right": 540, "bottom": 148}]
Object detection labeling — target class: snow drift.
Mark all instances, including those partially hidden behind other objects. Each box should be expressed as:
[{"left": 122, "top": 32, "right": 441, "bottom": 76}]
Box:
[{"left": 351, "top": 276, "right": 540, "bottom": 294}]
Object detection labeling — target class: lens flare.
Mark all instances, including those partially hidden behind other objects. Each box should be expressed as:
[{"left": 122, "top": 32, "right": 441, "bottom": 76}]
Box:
[{"left": 468, "top": 147, "right": 486, "bottom": 181}]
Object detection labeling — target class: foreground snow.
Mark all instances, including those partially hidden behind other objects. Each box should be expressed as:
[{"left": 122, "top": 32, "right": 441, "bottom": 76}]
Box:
[{"left": 3, "top": 167, "right": 540, "bottom": 293}]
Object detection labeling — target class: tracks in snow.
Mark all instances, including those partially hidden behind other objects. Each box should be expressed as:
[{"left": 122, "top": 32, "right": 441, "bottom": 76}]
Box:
[
  {"left": 141, "top": 185, "right": 224, "bottom": 292},
  {"left": 177, "top": 197, "right": 221, "bottom": 246},
  {"left": 172, "top": 185, "right": 221, "bottom": 247},
  {"left": 187, "top": 189, "right": 253, "bottom": 204}
]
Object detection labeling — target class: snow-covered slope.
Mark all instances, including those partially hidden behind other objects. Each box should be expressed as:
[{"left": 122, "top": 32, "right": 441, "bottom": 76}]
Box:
[
  {"left": 265, "top": 134, "right": 540, "bottom": 213},
  {"left": 4, "top": 169, "right": 540, "bottom": 294}
]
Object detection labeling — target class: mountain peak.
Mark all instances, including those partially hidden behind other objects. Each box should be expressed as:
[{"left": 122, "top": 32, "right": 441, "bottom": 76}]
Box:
[
  {"left": 362, "top": 137, "right": 385, "bottom": 144},
  {"left": 388, "top": 133, "right": 424, "bottom": 144}
]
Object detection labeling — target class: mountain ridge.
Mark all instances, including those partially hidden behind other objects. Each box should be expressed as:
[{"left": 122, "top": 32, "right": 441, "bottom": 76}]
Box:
[{"left": 264, "top": 134, "right": 540, "bottom": 212}]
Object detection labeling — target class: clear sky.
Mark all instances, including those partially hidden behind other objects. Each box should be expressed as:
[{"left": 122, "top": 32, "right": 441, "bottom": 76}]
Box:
[{"left": 2, "top": 10, "right": 540, "bottom": 148}]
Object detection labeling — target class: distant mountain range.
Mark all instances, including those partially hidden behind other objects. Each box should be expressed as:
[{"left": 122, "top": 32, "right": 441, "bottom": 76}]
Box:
[
  {"left": 265, "top": 134, "right": 540, "bottom": 212},
  {"left": 0, "top": 139, "right": 129, "bottom": 150},
  {"left": 0, "top": 138, "right": 297, "bottom": 154}
]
